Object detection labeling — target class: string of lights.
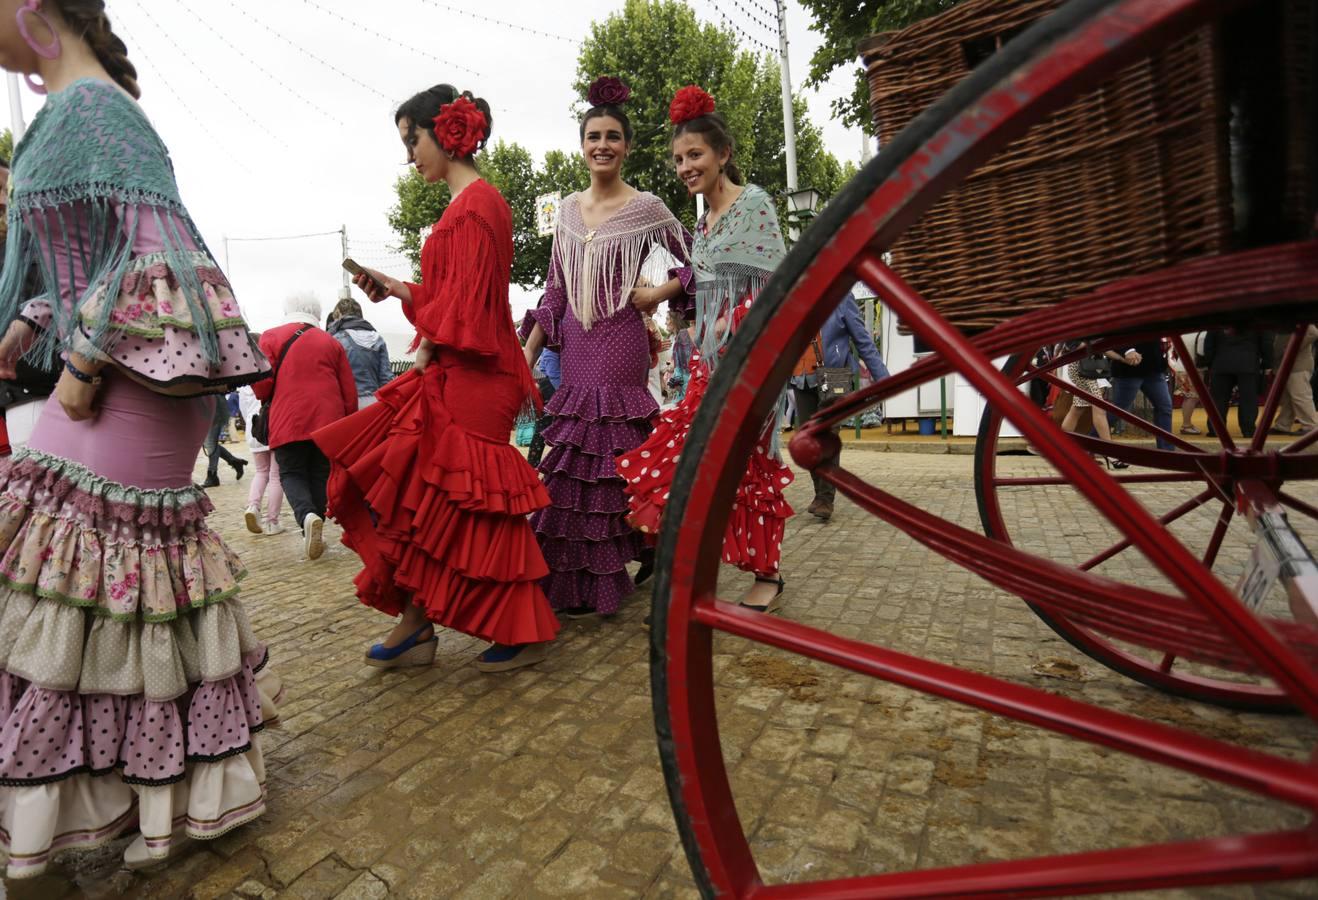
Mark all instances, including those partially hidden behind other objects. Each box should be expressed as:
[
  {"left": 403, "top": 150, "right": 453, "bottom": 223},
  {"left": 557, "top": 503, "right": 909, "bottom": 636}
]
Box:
[
  {"left": 174, "top": 0, "right": 349, "bottom": 127},
  {"left": 221, "top": 0, "right": 392, "bottom": 101},
  {"left": 295, "top": 0, "right": 481, "bottom": 78},
  {"left": 724, "top": 0, "right": 779, "bottom": 37},
  {"left": 228, "top": 229, "right": 343, "bottom": 243},
  {"left": 116, "top": 21, "right": 266, "bottom": 178},
  {"left": 417, "top": 0, "right": 581, "bottom": 46},
  {"left": 704, "top": 1, "right": 777, "bottom": 53},
  {"left": 745, "top": 0, "right": 777, "bottom": 20},
  {"left": 127, "top": 0, "right": 292, "bottom": 150}
]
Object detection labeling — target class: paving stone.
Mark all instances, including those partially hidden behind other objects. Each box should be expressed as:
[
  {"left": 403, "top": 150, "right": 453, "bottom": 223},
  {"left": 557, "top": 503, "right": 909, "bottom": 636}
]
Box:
[{"left": 18, "top": 449, "right": 1314, "bottom": 897}]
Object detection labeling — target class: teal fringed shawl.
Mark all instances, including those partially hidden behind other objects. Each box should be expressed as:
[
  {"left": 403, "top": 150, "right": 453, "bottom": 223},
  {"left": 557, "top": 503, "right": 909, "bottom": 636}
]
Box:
[
  {"left": 692, "top": 184, "right": 787, "bottom": 371},
  {"left": 0, "top": 78, "right": 225, "bottom": 365}
]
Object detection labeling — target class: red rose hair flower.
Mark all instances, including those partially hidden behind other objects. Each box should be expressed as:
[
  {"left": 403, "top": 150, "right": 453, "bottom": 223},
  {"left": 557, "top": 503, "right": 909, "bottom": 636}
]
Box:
[
  {"left": 588, "top": 76, "right": 631, "bottom": 107},
  {"left": 433, "top": 96, "right": 488, "bottom": 159},
  {"left": 669, "top": 85, "right": 716, "bottom": 125}
]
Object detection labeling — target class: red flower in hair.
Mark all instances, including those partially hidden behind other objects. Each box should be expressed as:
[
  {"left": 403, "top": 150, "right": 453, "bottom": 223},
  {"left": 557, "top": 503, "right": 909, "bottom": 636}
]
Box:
[
  {"left": 669, "top": 85, "right": 716, "bottom": 125},
  {"left": 588, "top": 76, "right": 631, "bottom": 107},
  {"left": 433, "top": 97, "right": 487, "bottom": 158}
]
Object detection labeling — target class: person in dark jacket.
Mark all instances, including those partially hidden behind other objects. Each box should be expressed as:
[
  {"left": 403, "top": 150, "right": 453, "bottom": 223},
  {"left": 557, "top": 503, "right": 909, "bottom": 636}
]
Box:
[
  {"left": 252, "top": 293, "right": 358, "bottom": 560},
  {"left": 326, "top": 297, "right": 393, "bottom": 407},
  {"left": 201, "top": 393, "right": 247, "bottom": 487},
  {"left": 1105, "top": 339, "right": 1174, "bottom": 450},
  {"left": 789, "top": 292, "right": 890, "bottom": 521},
  {"left": 1205, "top": 328, "right": 1273, "bottom": 439}
]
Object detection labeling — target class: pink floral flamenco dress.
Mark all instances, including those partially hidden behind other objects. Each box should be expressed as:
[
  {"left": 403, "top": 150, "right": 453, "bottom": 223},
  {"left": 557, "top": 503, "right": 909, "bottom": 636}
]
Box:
[{"left": 0, "top": 79, "right": 280, "bottom": 877}]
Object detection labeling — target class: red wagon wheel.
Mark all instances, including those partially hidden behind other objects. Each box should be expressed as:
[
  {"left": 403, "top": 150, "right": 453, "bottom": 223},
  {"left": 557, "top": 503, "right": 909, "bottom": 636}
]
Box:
[
  {"left": 975, "top": 327, "right": 1318, "bottom": 713},
  {"left": 650, "top": 0, "right": 1318, "bottom": 896}
]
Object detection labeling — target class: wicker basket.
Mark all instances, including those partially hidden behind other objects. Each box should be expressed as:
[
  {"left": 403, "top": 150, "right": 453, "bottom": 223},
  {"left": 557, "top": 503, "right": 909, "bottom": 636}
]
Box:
[{"left": 860, "top": 0, "right": 1231, "bottom": 332}]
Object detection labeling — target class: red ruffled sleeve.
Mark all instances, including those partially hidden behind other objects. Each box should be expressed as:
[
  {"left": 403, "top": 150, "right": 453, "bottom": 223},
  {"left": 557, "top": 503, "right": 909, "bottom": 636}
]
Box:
[{"left": 408, "top": 183, "right": 514, "bottom": 358}]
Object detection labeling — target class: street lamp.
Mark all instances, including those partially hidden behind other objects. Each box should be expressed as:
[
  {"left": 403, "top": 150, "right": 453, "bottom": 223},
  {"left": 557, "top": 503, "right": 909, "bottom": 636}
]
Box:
[{"left": 784, "top": 185, "right": 822, "bottom": 241}]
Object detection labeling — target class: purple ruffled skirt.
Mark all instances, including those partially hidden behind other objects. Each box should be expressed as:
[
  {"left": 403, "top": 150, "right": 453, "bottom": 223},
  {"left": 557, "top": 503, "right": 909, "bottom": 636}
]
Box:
[{"left": 530, "top": 382, "right": 656, "bottom": 615}]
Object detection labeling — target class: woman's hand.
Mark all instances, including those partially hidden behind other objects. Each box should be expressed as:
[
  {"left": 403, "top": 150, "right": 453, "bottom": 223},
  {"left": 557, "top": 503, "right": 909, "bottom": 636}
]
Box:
[
  {"left": 354, "top": 268, "right": 411, "bottom": 304},
  {"left": 0, "top": 320, "right": 36, "bottom": 380},
  {"left": 629, "top": 285, "right": 663, "bottom": 314},
  {"left": 414, "top": 338, "right": 435, "bottom": 372},
  {"left": 56, "top": 356, "right": 103, "bottom": 421}
]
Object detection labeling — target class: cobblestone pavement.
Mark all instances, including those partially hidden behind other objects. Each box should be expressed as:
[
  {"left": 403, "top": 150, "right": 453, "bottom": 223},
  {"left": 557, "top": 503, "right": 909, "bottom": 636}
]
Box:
[{"left": 9, "top": 445, "right": 1316, "bottom": 899}]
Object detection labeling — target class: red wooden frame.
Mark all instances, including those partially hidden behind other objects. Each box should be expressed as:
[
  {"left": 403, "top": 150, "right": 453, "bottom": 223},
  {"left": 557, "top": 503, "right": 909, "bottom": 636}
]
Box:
[{"left": 657, "top": 0, "right": 1318, "bottom": 896}]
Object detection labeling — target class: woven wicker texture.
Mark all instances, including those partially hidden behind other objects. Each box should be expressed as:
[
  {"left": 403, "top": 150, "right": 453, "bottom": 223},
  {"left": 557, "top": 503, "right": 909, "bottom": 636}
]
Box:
[{"left": 861, "top": 0, "right": 1230, "bottom": 332}]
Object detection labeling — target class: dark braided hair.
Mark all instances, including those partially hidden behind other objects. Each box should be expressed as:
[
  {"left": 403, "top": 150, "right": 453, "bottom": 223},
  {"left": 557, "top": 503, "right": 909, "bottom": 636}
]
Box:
[
  {"left": 55, "top": 1, "right": 140, "bottom": 100},
  {"left": 395, "top": 84, "right": 493, "bottom": 160},
  {"left": 673, "top": 112, "right": 743, "bottom": 186}
]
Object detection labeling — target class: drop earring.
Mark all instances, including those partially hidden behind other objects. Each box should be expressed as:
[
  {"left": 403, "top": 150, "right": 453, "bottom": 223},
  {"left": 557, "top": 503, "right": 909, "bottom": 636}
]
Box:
[{"left": 16, "top": 0, "right": 61, "bottom": 96}]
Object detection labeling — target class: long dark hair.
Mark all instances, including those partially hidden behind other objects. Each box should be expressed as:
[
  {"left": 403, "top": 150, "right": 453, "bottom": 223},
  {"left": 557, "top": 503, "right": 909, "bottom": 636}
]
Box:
[
  {"left": 579, "top": 104, "right": 634, "bottom": 144},
  {"left": 673, "top": 112, "right": 743, "bottom": 186},
  {"left": 55, "top": 1, "right": 139, "bottom": 99},
  {"left": 395, "top": 84, "right": 494, "bottom": 160}
]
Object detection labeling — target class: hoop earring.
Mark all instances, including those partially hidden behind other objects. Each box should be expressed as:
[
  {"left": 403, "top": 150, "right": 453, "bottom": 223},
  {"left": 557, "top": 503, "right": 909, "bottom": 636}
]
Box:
[
  {"left": 17, "top": 1, "right": 60, "bottom": 96},
  {"left": 17, "top": 1, "right": 61, "bottom": 60}
]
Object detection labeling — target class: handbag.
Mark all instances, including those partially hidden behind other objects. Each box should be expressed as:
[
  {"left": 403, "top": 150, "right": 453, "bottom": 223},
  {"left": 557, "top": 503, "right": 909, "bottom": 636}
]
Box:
[
  {"left": 1077, "top": 354, "right": 1111, "bottom": 380},
  {"left": 250, "top": 326, "right": 310, "bottom": 445},
  {"left": 811, "top": 337, "right": 854, "bottom": 399}
]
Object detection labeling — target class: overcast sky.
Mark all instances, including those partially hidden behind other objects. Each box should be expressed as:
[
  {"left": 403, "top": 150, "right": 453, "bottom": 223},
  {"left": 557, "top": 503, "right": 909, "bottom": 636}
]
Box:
[{"left": 8, "top": 0, "right": 864, "bottom": 356}]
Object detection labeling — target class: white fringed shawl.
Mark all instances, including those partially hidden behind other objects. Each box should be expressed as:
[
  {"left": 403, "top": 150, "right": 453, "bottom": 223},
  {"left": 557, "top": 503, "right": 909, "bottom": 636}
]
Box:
[{"left": 553, "top": 192, "right": 689, "bottom": 331}]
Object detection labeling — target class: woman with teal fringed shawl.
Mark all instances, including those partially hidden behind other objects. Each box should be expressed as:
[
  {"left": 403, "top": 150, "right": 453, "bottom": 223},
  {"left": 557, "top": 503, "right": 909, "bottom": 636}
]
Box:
[{"left": 0, "top": 1, "right": 280, "bottom": 878}]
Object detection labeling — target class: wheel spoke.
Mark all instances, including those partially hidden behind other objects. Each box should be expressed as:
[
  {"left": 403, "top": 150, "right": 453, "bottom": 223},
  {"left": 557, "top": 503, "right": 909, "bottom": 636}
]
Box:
[
  {"left": 1283, "top": 425, "right": 1318, "bottom": 455},
  {"left": 1279, "top": 492, "right": 1318, "bottom": 524},
  {"left": 1252, "top": 325, "right": 1306, "bottom": 452},
  {"left": 1171, "top": 335, "right": 1234, "bottom": 451},
  {"left": 1201, "top": 501, "right": 1235, "bottom": 570},
  {"left": 1080, "top": 488, "right": 1216, "bottom": 571},
  {"left": 690, "top": 603, "right": 1318, "bottom": 808}
]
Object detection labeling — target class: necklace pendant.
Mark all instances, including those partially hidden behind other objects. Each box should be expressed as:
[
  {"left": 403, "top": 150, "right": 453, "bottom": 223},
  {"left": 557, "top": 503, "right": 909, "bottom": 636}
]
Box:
[{"left": 584, "top": 230, "right": 597, "bottom": 244}]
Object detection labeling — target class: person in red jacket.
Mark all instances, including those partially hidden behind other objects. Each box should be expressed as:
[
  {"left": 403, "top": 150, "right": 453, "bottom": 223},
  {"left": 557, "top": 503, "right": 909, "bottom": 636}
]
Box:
[{"left": 251, "top": 293, "right": 357, "bottom": 560}]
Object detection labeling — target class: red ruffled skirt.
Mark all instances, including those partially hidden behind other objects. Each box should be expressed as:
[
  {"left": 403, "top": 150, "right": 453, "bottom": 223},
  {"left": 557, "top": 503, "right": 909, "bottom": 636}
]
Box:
[
  {"left": 314, "top": 365, "right": 560, "bottom": 645},
  {"left": 618, "top": 356, "right": 794, "bottom": 577}
]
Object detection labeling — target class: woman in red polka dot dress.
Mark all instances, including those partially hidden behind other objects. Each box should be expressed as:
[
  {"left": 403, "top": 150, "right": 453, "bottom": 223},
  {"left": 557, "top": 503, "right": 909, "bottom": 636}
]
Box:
[{"left": 618, "top": 87, "right": 793, "bottom": 612}]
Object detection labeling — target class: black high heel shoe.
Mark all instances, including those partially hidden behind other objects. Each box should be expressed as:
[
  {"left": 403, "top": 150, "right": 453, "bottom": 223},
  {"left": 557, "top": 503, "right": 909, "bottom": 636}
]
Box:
[
  {"left": 741, "top": 576, "right": 785, "bottom": 614},
  {"left": 1105, "top": 457, "right": 1130, "bottom": 470},
  {"left": 633, "top": 549, "right": 656, "bottom": 587}
]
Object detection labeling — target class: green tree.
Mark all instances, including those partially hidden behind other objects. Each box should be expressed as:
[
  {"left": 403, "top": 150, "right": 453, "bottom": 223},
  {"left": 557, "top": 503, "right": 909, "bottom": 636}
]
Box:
[
  {"left": 0, "top": 128, "right": 12, "bottom": 163},
  {"left": 387, "top": 142, "right": 588, "bottom": 288},
  {"left": 799, "top": 0, "right": 964, "bottom": 133},
  {"left": 575, "top": 0, "right": 847, "bottom": 227}
]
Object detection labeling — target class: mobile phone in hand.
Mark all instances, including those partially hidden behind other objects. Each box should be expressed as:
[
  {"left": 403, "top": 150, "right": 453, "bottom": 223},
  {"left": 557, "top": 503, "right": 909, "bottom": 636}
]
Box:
[{"left": 342, "top": 258, "right": 387, "bottom": 298}]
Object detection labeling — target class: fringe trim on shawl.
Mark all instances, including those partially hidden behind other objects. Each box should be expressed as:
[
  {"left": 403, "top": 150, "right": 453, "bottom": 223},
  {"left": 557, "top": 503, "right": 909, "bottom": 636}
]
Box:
[{"left": 554, "top": 196, "right": 689, "bottom": 332}]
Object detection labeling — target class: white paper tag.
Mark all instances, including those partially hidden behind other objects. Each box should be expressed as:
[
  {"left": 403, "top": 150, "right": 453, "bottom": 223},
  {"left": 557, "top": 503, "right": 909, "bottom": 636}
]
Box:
[{"left": 1236, "top": 535, "right": 1282, "bottom": 611}]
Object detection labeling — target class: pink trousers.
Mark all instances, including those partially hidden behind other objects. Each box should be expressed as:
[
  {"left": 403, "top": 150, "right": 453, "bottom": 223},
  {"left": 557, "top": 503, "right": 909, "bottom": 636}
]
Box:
[{"left": 247, "top": 449, "right": 284, "bottom": 523}]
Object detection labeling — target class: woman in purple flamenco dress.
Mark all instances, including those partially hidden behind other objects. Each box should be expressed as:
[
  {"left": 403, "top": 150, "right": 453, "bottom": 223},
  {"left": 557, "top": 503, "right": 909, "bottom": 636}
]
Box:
[
  {"left": 520, "top": 78, "right": 693, "bottom": 617},
  {"left": 0, "top": 2, "right": 280, "bottom": 876}
]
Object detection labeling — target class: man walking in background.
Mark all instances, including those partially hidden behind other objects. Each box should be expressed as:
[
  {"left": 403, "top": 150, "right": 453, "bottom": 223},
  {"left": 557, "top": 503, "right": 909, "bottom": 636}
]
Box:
[{"left": 790, "top": 291, "right": 889, "bottom": 522}]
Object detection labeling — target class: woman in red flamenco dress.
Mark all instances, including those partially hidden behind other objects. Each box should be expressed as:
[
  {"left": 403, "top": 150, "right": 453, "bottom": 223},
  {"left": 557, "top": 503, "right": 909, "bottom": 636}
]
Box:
[
  {"left": 316, "top": 85, "right": 558, "bottom": 672},
  {"left": 619, "top": 87, "right": 794, "bottom": 613}
]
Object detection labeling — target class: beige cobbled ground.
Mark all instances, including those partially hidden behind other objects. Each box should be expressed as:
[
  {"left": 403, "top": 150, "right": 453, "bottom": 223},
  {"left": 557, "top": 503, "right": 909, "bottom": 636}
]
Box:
[{"left": 9, "top": 443, "right": 1316, "bottom": 899}]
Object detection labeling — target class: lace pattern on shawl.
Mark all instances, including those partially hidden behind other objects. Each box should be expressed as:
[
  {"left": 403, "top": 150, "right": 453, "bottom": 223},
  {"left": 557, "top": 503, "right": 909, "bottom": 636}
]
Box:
[
  {"left": 554, "top": 193, "right": 688, "bottom": 331},
  {"left": 693, "top": 185, "right": 787, "bottom": 368},
  {"left": 0, "top": 79, "right": 230, "bottom": 368}
]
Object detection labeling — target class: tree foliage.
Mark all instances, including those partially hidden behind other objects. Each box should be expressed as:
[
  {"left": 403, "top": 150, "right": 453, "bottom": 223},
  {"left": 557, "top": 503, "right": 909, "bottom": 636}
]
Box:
[
  {"left": 0, "top": 129, "right": 12, "bottom": 163},
  {"left": 387, "top": 141, "right": 588, "bottom": 288},
  {"left": 389, "top": 0, "right": 854, "bottom": 285},
  {"left": 799, "top": 0, "right": 964, "bottom": 132},
  {"left": 575, "top": 0, "right": 847, "bottom": 227}
]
